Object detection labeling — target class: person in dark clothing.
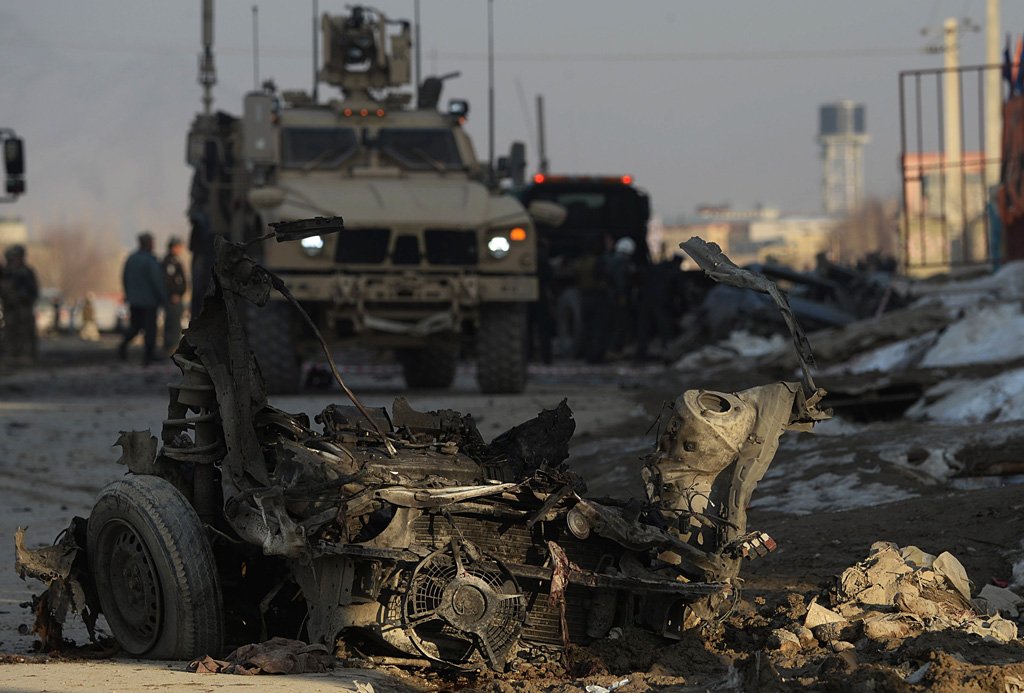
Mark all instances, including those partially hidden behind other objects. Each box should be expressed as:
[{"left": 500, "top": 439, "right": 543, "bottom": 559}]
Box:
[
  {"left": 576, "top": 235, "right": 612, "bottom": 363},
  {"left": 0, "top": 245, "right": 40, "bottom": 364},
  {"left": 162, "top": 237, "right": 188, "bottom": 352},
  {"left": 635, "top": 254, "right": 682, "bottom": 361},
  {"left": 606, "top": 236, "right": 637, "bottom": 356},
  {"left": 119, "top": 232, "right": 167, "bottom": 365}
]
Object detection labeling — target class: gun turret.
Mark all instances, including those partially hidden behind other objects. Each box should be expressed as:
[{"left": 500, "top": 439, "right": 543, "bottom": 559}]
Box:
[{"left": 319, "top": 6, "right": 411, "bottom": 97}]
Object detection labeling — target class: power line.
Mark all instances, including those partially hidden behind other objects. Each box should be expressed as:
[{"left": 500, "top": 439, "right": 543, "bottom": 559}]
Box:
[{"left": 4, "top": 37, "right": 923, "bottom": 62}]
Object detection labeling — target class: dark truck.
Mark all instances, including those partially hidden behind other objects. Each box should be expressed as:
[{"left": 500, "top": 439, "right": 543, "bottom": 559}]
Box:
[{"left": 515, "top": 175, "right": 650, "bottom": 358}]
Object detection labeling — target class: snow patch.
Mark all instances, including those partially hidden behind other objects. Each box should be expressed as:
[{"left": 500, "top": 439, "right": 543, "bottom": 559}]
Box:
[
  {"left": 830, "top": 331, "right": 939, "bottom": 375},
  {"left": 751, "top": 472, "right": 916, "bottom": 515},
  {"left": 674, "top": 330, "right": 786, "bottom": 371},
  {"left": 921, "top": 303, "right": 1024, "bottom": 368},
  {"left": 906, "top": 368, "right": 1024, "bottom": 423}
]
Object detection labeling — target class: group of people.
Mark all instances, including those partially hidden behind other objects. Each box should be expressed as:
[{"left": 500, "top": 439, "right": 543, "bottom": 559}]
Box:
[
  {"left": 118, "top": 232, "right": 187, "bottom": 365},
  {"left": 530, "top": 234, "right": 684, "bottom": 365}
]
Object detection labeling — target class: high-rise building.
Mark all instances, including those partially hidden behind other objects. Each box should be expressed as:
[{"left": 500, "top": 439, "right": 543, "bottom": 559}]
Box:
[{"left": 818, "top": 101, "right": 869, "bottom": 214}]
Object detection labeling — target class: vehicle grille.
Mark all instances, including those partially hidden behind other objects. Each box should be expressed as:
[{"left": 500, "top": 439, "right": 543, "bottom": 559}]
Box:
[
  {"left": 424, "top": 229, "right": 478, "bottom": 266},
  {"left": 392, "top": 234, "right": 421, "bottom": 265},
  {"left": 336, "top": 228, "right": 390, "bottom": 263},
  {"left": 411, "top": 513, "right": 617, "bottom": 645}
]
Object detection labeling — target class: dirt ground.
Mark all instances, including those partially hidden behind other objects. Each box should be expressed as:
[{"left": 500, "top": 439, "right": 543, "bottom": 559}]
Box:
[{"left": 3, "top": 337, "right": 1024, "bottom": 691}]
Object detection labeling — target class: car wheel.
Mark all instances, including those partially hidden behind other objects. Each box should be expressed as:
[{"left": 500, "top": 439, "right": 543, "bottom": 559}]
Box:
[{"left": 87, "top": 474, "right": 224, "bottom": 659}]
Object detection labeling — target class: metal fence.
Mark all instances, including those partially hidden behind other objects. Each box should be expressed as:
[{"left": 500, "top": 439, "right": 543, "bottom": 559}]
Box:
[{"left": 898, "top": 64, "right": 1001, "bottom": 273}]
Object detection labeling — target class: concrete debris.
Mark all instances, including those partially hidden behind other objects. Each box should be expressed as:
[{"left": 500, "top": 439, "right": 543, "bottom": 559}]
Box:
[
  {"left": 804, "top": 600, "right": 847, "bottom": 630},
  {"left": 767, "top": 628, "right": 800, "bottom": 656},
  {"left": 975, "top": 584, "right": 1024, "bottom": 618},
  {"left": 904, "top": 662, "right": 931, "bottom": 684},
  {"left": 832, "top": 542, "right": 1019, "bottom": 645}
]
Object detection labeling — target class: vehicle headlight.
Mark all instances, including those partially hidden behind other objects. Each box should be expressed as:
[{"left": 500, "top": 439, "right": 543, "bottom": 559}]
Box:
[
  {"left": 300, "top": 234, "right": 325, "bottom": 256},
  {"left": 486, "top": 235, "right": 511, "bottom": 259}
]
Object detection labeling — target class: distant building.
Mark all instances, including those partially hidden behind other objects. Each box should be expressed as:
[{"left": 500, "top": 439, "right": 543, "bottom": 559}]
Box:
[
  {"left": 660, "top": 205, "right": 835, "bottom": 270},
  {"left": 901, "top": 151, "right": 988, "bottom": 267},
  {"left": 818, "top": 101, "right": 869, "bottom": 214},
  {"left": 0, "top": 217, "right": 28, "bottom": 251}
]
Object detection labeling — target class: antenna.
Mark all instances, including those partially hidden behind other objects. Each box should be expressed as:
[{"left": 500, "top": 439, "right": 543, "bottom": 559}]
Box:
[
  {"left": 199, "top": 0, "right": 217, "bottom": 114},
  {"left": 251, "top": 5, "right": 260, "bottom": 90},
  {"left": 414, "top": 0, "right": 422, "bottom": 106},
  {"left": 312, "top": 0, "right": 319, "bottom": 102},
  {"left": 487, "top": 0, "right": 495, "bottom": 180},
  {"left": 537, "top": 94, "right": 549, "bottom": 175}
]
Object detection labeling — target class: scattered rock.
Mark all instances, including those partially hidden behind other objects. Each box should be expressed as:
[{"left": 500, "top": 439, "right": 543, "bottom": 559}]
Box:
[
  {"left": 805, "top": 600, "right": 846, "bottom": 629},
  {"left": 976, "top": 584, "right": 1023, "bottom": 618},
  {"left": 933, "top": 551, "right": 972, "bottom": 602},
  {"left": 767, "top": 629, "right": 800, "bottom": 656},
  {"left": 793, "top": 626, "right": 817, "bottom": 650}
]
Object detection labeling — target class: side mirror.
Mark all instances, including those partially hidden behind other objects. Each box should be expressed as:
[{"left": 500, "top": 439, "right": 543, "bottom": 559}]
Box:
[
  {"left": 3, "top": 136, "right": 25, "bottom": 196},
  {"left": 528, "top": 200, "right": 567, "bottom": 228}
]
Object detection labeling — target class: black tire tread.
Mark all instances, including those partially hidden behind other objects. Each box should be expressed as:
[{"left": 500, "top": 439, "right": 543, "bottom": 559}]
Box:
[
  {"left": 245, "top": 301, "right": 301, "bottom": 394},
  {"left": 401, "top": 342, "right": 458, "bottom": 389},
  {"left": 476, "top": 303, "right": 528, "bottom": 394},
  {"left": 87, "top": 474, "right": 224, "bottom": 659}
]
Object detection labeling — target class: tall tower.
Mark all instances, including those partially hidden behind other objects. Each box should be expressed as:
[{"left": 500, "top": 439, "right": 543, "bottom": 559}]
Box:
[{"left": 817, "top": 101, "right": 869, "bottom": 214}]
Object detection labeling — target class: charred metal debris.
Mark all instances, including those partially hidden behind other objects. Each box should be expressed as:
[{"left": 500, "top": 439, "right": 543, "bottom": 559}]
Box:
[{"left": 15, "top": 231, "right": 829, "bottom": 671}]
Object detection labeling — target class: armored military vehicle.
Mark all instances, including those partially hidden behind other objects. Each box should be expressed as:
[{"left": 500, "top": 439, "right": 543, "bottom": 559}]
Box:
[{"left": 186, "top": 4, "right": 537, "bottom": 393}]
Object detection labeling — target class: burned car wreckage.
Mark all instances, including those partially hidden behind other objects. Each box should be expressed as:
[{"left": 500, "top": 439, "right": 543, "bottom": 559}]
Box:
[{"left": 15, "top": 224, "right": 828, "bottom": 671}]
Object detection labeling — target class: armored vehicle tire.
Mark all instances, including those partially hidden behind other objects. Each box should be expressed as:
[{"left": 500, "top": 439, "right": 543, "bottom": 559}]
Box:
[
  {"left": 246, "top": 301, "right": 301, "bottom": 394},
  {"left": 476, "top": 303, "right": 528, "bottom": 394},
  {"left": 400, "top": 342, "right": 458, "bottom": 389},
  {"left": 87, "top": 474, "right": 224, "bottom": 660}
]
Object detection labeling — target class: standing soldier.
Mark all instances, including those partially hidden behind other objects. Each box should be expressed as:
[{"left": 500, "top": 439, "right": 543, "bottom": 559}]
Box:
[
  {"left": 0, "top": 245, "right": 40, "bottom": 365},
  {"left": 118, "top": 232, "right": 167, "bottom": 365},
  {"left": 162, "top": 237, "right": 187, "bottom": 353}
]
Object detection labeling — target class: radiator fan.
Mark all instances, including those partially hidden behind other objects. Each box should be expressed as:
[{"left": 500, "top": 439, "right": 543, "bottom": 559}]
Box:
[{"left": 403, "top": 540, "right": 526, "bottom": 670}]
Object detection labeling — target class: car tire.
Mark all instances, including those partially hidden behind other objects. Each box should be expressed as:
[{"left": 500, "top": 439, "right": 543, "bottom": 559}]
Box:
[
  {"left": 87, "top": 474, "right": 224, "bottom": 660},
  {"left": 400, "top": 342, "right": 458, "bottom": 389},
  {"left": 245, "top": 301, "right": 301, "bottom": 394},
  {"left": 476, "top": 303, "right": 528, "bottom": 394}
]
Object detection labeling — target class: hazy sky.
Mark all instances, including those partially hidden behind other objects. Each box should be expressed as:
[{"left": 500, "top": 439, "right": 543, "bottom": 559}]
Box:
[{"left": 3, "top": 0, "right": 1024, "bottom": 245}]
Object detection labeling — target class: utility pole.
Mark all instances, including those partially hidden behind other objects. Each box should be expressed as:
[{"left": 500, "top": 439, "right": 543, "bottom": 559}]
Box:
[
  {"left": 487, "top": 0, "right": 495, "bottom": 180},
  {"left": 414, "top": 0, "right": 421, "bottom": 105},
  {"left": 943, "top": 17, "right": 963, "bottom": 227},
  {"left": 312, "top": 0, "right": 319, "bottom": 102},
  {"left": 984, "top": 0, "right": 1001, "bottom": 190},
  {"left": 252, "top": 5, "right": 260, "bottom": 90}
]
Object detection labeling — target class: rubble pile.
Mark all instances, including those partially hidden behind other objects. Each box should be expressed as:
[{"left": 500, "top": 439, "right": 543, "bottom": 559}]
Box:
[{"left": 813, "top": 542, "right": 1019, "bottom": 645}]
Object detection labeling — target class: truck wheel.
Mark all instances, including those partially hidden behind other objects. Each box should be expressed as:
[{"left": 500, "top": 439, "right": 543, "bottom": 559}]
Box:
[
  {"left": 87, "top": 474, "right": 224, "bottom": 659},
  {"left": 246, "top": 301, "right": 301, "bottom": 394},
  {"left": 476, "top": 303, "right": 527, "bottom": 394},
  {"left": 400, "top": 342, "right": 457, "bottom": 389}
]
